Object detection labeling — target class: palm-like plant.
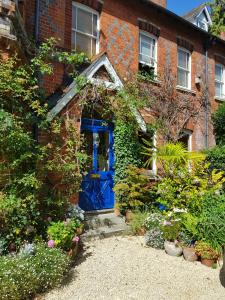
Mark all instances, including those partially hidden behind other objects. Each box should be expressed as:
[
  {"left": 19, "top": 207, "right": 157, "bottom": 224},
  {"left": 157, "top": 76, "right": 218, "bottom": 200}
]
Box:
[{"left": 142, "top": 141, "right": 205, "bottom": 176}]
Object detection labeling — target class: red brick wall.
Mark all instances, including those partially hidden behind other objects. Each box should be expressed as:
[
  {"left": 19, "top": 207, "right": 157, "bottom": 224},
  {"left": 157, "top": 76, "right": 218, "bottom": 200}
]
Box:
[
  {"left": 23, "top": 0, "right": 225, "bottom": 150},
  {"left": 149, "top": 0, "right": 167, "bottom": 8}
]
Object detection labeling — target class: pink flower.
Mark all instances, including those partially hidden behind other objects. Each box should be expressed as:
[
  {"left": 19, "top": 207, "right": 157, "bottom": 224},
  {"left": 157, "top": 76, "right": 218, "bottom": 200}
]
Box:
[
  {"left": 48, "top": 240, "right": 55, "bottom": 248},
  {"left": 72, "top": 236, "right": 80, "bottom": 243}
]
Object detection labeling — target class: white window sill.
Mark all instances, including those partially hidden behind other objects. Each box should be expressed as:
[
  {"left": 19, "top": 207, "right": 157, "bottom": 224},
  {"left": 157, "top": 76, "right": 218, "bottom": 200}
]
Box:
[
  {"left": 215, "top": 96, "right": 225, "bottom": 102},
  {"left": 176, "top": 85, "right": 196, "bottom": 95}
]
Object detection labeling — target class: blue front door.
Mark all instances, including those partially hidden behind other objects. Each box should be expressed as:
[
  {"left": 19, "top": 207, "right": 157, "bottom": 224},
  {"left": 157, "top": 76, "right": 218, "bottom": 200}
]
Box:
[{"left": 79, "top": 118, "right": 115, "bottom": 211}]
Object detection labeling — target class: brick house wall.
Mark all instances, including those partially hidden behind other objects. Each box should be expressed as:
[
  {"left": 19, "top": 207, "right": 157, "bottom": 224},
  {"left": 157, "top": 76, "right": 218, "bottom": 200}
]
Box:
[{"left": 21, "top": 0, "right": 225, "bottom": 151}]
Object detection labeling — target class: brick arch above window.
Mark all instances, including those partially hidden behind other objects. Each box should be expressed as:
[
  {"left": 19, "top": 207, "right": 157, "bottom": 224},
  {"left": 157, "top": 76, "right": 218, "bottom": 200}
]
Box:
[
  {"left": 177, "top": 36, "right": 194, "bottom": 52},
  {"left": 75, "top": 0, "right": 103, "bottom": 12},
  {"left": 138, "top": 19, "right": 160, "bottom": 37}
]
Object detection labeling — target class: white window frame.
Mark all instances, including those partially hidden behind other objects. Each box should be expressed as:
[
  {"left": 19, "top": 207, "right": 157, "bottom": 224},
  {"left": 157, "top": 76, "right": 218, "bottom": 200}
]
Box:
[
  {"left": 72, "top": 2, "right": 100, "bottom": 56},
  {"left": 215, "top": 63, "right": 225, "bottom": 100},
  {"left": 139, "top": 31, "right": 158, "bottom": 74},
  {"left": 177, "top": 47, "right": 191, "bottom": 90}
]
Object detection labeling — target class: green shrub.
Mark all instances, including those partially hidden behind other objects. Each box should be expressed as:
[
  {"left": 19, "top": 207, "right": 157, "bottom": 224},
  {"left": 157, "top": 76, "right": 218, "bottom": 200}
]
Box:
[
  {"left": 207, "top": 145, "right": 225, "bottom": 172},
  {"left": 212, "top": 102, "right": 225, "bottom": 145},
  {"left": 114, "top": 165, "right": 155, "bottom": 211},
  {"left": 130, "top": 211, "right": 148, "bottom": 234},
  {"left": 47, "top": 219, "right": 81, "bottom": 250},
  {"left": 197, "top": 193, "right": 225, "bottom": 251},
  {"left": 144, "top": 213, "right": 165, "bottom": 249},
  {"left": 0, "top": 244, "right": 70, "bottom": 300}
]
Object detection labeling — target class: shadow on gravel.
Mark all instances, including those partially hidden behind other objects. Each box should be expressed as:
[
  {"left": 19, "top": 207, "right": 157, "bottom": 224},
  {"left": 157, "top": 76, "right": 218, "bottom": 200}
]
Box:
[
  {"left": 220, "top": 247, "right": 225, "bottom": 288},
  {"left": 61, "top": 242, "right": 93, "bottom": 287}
]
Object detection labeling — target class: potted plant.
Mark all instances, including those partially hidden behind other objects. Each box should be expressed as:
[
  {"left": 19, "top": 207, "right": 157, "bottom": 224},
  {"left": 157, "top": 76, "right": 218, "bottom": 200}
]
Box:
[
  {"left": 179, "top": 235, "right": 198, "bottom": 262},
  {"left": 162, "top": 220, "right": 183, "bottom": 257},
  {"left": 114, "top": 202, "right": 122, "bottom": 217},
  {"left": 195, "top": 241, "right": 220, "bottom": 267}
]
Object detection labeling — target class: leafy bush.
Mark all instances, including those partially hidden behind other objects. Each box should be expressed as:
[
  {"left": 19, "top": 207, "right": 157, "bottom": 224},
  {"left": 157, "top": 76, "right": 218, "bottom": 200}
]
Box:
[
  {"left": 161, "top": 220, "right": 181, "bottom": 242},
  {"left": 130, "top": 211, "right": 148, "bottom": 234},
  {"left": 114, "top": 165, "right": 155, "bottom": 211},
  {"left": 156, "top": 163, "right": 225, "bottom": 213},
  {"left": 0, "top": 244, "right": 70, "bottom": 300},
  {"left": 197, "top": 193, "right": 225, "bottom": 251},
  {"left": 0, "top": 193, "right": 40, "bottom": 252},
  {"left": 207, "top": 145, "right": 225, "bottom": 172},
  {"left": 212, "top": 102, "right": 225, "bottom": 145},
  {"left": 47, "top": 219, "right": 81, "bottom": 250}
]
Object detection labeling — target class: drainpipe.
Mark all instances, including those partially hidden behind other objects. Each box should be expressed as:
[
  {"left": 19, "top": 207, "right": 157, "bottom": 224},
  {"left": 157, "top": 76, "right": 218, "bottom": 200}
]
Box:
[
  {"left": 33, "top": 0, "right": 40, "bottom": 142},
  {"left": 204, "top": 44, "right": 209, "bottom": 149}
]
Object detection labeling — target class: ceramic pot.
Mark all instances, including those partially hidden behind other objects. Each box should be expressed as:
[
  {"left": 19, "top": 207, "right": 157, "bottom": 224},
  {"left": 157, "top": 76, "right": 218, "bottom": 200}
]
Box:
[
  {"left": 183, "top": 247, "right": 198, "bottom": 262},
  {"left": 201, "top": 258, "right": 215, "bottom": 268},
  {"left": 164, "top": 241, "right": 183, "bottom": 257},
  {"left": 125, "top": 210, "right": 134, "bottom": 223},
  {"left": 68, "top": 242, "right": 79, "bottom": 259}
]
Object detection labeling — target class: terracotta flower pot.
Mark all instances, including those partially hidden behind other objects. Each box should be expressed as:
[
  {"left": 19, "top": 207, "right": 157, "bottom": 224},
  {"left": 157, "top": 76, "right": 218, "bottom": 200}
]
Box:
[
  {"left": 68, "top": 242, "right": 79, "bottom": 259},
  {"left": 114, "top": 207, "right": 121, "bottom": 217},
  {"left": 137, "top": 227, "right": 146, "bottom": 236},
  {"left": 164, "top": 241, "right": 183, "bottom": 257},
  {"left": 125, "top": 210, "right": 134, "bottom": 223},
  {"left": 183, "top": 247, "right": 198, "bottom": 262},
  {"left": 201, "top": 258, "right": 216, "bottom": 268},
  {"left": 76, "top": 227, "right": 83, "bottom": 235}
]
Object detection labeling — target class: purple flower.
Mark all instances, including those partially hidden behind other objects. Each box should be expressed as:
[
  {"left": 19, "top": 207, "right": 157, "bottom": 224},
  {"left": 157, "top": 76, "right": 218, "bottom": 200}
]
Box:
[
  {"left": 48, "top": 240, "right": 55, "bottom": 248},
  {"left": 72, "top": 236, "right": 80, "bottom": 243},
  {"left": 163, "top": 220, "right": 172, "bottom": 226}
]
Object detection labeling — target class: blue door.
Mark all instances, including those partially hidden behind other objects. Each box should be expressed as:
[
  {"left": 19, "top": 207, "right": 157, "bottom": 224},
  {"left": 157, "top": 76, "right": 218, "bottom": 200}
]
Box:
[{"left": 79, "top": 118, "right": 115, "bottom": 211}]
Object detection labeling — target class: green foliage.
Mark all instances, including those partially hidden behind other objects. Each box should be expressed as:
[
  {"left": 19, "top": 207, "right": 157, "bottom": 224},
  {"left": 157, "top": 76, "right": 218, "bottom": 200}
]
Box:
[
  {"left": 181, "top": 213, "right": 199, "bottom": 241},
  {"left": 47, "top": 219, "right": 80, "bottom": 250},
  {"left": 207, "top": 145, "right": 225, "bottom": 172},
  {"left": 212, "top": 102, "right": 225, "bottom": 145},
  {"left": 156, "top": 163, "right": 225, "bottom": 213},
  {"left": 0, "top": 193, "right": 40, "bottom": 252},
  {"left": 144, "top": 213, "right": 165, "bottom": 249},
  {"left": 130, "top": 211, "right": 148, "bottom": 234},
  {"left": 161, "top": 221, "right": 181, "bottom": 242},
  {"left": 143, "top": 142, "right": 205, "bottom": 176},
  {"left": 197, "top": 193, "right": 225, "bottom": 251},
  {"left": 114, "top": 121, "right": 142, "bottom": 183},
  {"left": 0, "top": 40, "right": 88, "bottom": 253},
  {"left": 209, "top": 0, "right": 225, "bottom": 37},
  {"left": 0, "top": 244, "right": 70, "bottom": 300},
  {"left": 195, "top": 241, "right": 220, "bottom": 260},
  {"left": 114, "top": 165, "right": 154, "bottom": 210}
]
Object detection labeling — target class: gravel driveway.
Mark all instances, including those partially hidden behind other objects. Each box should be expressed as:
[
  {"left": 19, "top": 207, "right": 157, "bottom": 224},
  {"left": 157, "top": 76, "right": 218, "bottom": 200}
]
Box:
[{"left": 44, "top": 236, "right": 225, "bottom": 300}]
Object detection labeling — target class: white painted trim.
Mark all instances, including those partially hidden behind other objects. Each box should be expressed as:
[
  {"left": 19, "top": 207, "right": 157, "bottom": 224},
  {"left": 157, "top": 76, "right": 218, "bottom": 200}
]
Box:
[
  {"left": 196, "top": 6, "right": 213, "bottom": 26},
  {"left": 139, "top": 30, "right": 158, "bottom": 75},
  {"left": 177, "top": 47, "right": 192, "bottom": 90},
  {"left": 215, "top": 62, "right": 225, "bottom": 99}
]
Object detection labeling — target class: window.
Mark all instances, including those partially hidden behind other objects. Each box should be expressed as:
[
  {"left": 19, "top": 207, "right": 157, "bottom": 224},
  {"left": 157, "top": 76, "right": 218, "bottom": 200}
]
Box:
[
  {"left": 177, "top": 48, "right": 191, "bottom": 89},
  {"left": 215, "top": 63, "right": 225, "bottom": 99},
  {"left": 72, "top": 2, "right": 99, "bottom": 57},
  {"left": 139, "top": 31, "right": 157, "bottom": 73}
]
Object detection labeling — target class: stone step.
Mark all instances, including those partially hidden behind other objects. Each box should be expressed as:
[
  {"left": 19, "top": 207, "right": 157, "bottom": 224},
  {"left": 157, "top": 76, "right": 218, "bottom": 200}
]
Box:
[
  {"left": 81, "top": 224, "right": 131, "bottom": 242},
  {"left": 84, "top": 213, "right": 125, "bottom": 230}
]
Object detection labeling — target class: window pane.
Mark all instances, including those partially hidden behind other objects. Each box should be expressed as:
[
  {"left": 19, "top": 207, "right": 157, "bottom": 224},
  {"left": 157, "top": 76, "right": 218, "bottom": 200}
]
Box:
[
  {"left": 141, "top": 41, "right": 151, "bottom": 57},
  {"left": 216, "top": 82, "right": 222, "bottom": 97},
  {"left": 139, "top": 33, "right": 155, "bottom": 65},
  {"left": 77, "top": 8, "right": 93, "bottom": 35},
  {"left": 93, "top": 14, "right": 98, "bottom": 37},
  {"left": 92, "top": 38, "right": 96, "bottom": 56},
  {"left": 72, "top": 6, "right": 76, "bottom": 29},
  {"left": 139, "top": 54, "right": 151, "bottom": 65},
  {"left": 98, "top": 132, "right": 109, "bottom": 171},
  {"left": 76, "top": 32, "right": 92, "bottom": 55},
  {"left": 215, "top": 64, "right": 223, "bottom": 81},
  {"left": 178, "top": 68, "right": 188, "bottom": 87},
  {"left": 178, "top": 49, "right": 188, "bottom": 69}
]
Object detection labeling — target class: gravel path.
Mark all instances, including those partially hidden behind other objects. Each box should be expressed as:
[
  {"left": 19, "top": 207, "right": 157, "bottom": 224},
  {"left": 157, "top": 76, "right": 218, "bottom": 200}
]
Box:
[{"left": 44, "top": 236, "right": 225, "bottom": 300}]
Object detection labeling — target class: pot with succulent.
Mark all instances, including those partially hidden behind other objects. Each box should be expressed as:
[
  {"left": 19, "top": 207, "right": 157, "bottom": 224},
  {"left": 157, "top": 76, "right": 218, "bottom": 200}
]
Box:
[
  {"left": 179, "top": 233, "right": 198, "bottom": 262},
  {"left": 162, "top": 219, "right": 183, "bottom": 257},
  {"left": 195, "top": 241, "right": 220, "bottom": 267}
]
